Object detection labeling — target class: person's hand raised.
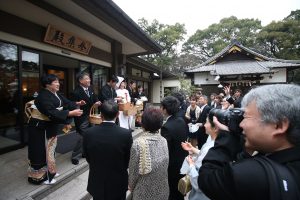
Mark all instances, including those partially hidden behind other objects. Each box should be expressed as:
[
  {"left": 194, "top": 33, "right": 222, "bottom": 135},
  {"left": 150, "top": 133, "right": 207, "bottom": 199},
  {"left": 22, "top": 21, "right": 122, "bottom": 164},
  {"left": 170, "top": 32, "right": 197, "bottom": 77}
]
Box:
[
  {"left": 223, "top": 85, "right": 231, "bottom": 96},
  {"left": 181, "top": 141, "right": 193, "bottom": 152}
]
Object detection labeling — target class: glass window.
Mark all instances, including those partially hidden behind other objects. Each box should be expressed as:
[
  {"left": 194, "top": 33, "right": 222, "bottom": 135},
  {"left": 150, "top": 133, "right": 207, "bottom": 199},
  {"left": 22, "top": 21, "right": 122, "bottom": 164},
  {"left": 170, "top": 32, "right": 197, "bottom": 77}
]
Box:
[
  {"left": 92, "top": 64, "right": 108, "bottom": 95},
  {"left": 144, "top": 82, "right": 148, "bottom": 96},
  {"left": 22, "top": 51, "right": 40, "bottom": 102},
  {"left": 132, "top": 68, "right": 141, "bottom": 77},
  {"left": 288, "top": 68, "right": 300, "bottom": 84},
  {"left": 0, "top": 42, "right": 21, "bottom": 149}
]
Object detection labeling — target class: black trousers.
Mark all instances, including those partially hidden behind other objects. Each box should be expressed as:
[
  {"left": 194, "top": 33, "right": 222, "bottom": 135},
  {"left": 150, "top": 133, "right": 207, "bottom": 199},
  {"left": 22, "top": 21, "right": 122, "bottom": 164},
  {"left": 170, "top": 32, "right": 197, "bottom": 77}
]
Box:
[{"left": 71, "top": 119, "right": 91, "bottom": 160}]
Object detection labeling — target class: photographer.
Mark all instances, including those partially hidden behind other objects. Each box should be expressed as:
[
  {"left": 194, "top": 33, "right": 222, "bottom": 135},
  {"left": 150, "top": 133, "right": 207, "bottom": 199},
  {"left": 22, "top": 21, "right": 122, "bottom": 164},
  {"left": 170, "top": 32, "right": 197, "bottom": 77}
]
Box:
[{"left": 198, "top": 84, "right": 300, "bottom": 200}]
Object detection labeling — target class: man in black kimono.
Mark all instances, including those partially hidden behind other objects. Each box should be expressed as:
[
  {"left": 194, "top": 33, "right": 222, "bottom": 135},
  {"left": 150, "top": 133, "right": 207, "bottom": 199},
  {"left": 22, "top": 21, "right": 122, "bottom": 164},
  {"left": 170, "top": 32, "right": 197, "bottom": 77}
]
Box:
[
  {"left": 99, "top": 75, "right": 118, "bottom": 102},
  {"left": 70, "top": 72, "right": 101, "bottom": 165},
  {"left": 198, "top": 84, "right": 300, "bottom": 200}
]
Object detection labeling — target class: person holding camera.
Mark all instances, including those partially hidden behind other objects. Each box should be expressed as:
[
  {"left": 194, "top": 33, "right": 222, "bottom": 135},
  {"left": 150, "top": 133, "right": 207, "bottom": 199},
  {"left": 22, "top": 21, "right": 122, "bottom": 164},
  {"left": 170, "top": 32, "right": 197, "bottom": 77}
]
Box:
[{"left": 198, "top": 84, "right": 300, "bottom": 200}]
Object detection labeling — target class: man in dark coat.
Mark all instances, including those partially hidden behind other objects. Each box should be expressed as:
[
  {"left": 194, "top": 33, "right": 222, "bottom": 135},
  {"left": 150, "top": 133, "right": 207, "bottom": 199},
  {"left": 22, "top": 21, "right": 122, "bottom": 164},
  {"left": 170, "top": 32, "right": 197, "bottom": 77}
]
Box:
[
  {"left": 99, "top": 75, "right": 119, "bottom": 102},
  {"left": 70, "top": 72, "right": 101, "bottom": 165},
  {"left": 196, "top": 95, "right": 211, "bottom": 149},
  {"left": 161, "top": 96, "right": 188, "bottom": 200},
  {"left": 198, "top": 84, "right": 300, "bottom": 200},
  {"left": 83, "top": 100, "right": 133, "bottom": 200}
]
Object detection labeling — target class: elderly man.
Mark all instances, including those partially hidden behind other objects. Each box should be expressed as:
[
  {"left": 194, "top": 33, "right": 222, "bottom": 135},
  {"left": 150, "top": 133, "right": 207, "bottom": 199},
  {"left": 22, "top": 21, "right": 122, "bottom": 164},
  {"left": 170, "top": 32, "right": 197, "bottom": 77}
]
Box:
[{"left": 198, "top": 84, "right": 300, "bottom": 200}]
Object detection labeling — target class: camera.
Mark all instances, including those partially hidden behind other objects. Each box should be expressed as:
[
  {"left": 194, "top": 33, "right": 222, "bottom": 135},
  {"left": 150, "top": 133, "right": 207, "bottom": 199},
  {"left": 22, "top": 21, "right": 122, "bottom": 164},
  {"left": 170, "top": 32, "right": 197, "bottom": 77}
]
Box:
[{"left": 209, "top": 108, "right": 244, "bottom": 134}]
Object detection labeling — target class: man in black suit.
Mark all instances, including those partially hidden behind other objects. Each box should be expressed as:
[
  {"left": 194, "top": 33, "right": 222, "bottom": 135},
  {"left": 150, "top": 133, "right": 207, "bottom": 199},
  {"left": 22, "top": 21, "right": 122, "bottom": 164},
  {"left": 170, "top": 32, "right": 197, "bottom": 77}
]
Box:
[
  {"left": 196, "top": 95, "right": 211, "bottom": 149},
  {"left": 161, "top": 96, "right": 188, "bottom": 200},
  {"left": 83, "top": 100, "right": 133, "bottom": 200},
  {"left": 70, "top": 72, "right": 101, "bottom": 165},
  {"left": 99, "top": 75, "right": 119, "bottom": 102}
]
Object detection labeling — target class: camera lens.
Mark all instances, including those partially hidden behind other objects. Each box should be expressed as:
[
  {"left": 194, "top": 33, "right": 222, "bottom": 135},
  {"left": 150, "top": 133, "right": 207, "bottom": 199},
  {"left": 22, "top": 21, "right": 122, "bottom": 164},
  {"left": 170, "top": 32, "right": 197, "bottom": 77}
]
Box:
[{"left": 209, "top": 108, "right": 230, "bottom": 125}]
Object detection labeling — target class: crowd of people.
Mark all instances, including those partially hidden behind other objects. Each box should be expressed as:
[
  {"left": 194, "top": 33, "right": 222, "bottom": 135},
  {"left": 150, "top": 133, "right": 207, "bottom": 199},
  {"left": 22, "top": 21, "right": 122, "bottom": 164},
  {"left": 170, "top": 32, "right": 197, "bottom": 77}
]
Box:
[{"left": 26, "top": 72, "right": 300, "bottom": 200}]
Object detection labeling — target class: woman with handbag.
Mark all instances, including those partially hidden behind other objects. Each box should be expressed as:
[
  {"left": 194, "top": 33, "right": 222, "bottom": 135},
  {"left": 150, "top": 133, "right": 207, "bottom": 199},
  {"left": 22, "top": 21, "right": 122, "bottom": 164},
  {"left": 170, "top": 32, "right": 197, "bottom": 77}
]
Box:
[
  {"left": 180, "top": 113, "right": 219, "bottom": 200},
  {"left": 128, "top": 108, "right": 169, "bottom": 200},
  {"left": 27, "top": 74, "right": 84, "bottom": 185}
]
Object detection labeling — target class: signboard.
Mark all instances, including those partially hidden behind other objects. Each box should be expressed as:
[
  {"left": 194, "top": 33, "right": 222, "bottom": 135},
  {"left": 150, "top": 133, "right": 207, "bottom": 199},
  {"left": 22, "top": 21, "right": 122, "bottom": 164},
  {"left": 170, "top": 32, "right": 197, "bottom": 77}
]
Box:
[{"left": 44, "top": 24, "right": 92, "bottom": 55}]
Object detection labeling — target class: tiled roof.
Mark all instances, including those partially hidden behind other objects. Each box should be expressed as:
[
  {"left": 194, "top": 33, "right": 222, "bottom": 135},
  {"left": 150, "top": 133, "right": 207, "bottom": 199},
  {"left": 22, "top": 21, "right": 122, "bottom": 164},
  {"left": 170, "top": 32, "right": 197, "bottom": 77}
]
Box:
[
  {"left": 187, "top": 60, "right": 300, "bottom": 75},
  {"left": 186, "top": 40, "right": 300, "bottom": 74}
]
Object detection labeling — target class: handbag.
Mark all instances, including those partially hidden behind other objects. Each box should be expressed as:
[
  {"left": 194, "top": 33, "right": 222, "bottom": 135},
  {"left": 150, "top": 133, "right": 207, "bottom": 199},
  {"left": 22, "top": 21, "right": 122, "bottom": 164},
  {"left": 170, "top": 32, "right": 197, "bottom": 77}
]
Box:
[{"left": 178, "top": 175, "right": 192, "bottom": 196}]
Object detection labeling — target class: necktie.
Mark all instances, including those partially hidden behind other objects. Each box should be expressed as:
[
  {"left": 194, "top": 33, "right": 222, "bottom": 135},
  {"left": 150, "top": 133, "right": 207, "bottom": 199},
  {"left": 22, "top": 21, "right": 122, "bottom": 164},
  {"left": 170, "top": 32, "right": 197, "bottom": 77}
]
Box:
[{"left": 85, "top": 89, "right": 90, "bottom": 97}]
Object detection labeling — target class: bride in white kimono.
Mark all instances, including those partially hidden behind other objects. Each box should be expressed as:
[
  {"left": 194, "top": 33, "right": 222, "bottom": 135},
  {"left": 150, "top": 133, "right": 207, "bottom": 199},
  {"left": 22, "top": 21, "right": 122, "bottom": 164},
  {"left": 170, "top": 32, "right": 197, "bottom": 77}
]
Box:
[{"left": 116, "top": 81, "right": 131, "bottom": 129}]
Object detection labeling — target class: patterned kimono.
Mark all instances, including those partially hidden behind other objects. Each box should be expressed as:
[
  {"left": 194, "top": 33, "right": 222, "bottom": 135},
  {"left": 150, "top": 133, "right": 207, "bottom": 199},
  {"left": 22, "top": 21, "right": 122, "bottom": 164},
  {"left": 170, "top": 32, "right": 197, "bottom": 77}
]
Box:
[
  {"left": 27, "top": 89, "right": 76, "bottom": 184},
  {"left": 128, "top": 132, "right": 169, "bottom": 200}
]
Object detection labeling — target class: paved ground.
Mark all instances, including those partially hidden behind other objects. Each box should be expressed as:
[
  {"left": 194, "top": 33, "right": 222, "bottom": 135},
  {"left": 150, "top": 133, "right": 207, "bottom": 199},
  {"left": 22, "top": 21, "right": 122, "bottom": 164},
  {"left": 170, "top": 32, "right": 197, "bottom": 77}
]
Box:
[{"left": 0, "top": 128, "right": 143, "bottom": 200}]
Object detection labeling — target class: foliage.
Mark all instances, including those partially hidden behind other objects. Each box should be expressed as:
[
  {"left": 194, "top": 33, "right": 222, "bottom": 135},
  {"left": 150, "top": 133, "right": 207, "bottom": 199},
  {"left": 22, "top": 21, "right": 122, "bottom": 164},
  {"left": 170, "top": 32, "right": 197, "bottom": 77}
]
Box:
[
  {"left": 182, "top": 16, "right": 262, "bottom": 62},
  {"left": 138, "top": 18, "right": 186, "bottom": 70},
  {"left": 257, "top": 10, "right": 300, "bottom": 59},
  {"left": 179, "top": 77, "right": 196, "bottom": 96},
  {"left": 137, "top": 10, "right": 300, "bottom": 74}
]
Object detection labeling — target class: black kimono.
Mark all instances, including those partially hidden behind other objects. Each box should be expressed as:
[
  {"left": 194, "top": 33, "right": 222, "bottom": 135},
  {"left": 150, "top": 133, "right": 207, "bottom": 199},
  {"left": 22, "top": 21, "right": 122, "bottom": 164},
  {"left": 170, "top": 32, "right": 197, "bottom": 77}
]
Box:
[{"left": 27, "top": 89, "right": 77, "bottom": 184}]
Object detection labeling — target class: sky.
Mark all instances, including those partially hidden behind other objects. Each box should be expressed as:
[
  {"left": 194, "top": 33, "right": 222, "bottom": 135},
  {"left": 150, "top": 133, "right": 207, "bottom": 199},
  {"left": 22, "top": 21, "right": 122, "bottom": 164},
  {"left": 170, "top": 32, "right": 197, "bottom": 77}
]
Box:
[{"left": 112, "top": 0, "right": 300, "bottom": 37}]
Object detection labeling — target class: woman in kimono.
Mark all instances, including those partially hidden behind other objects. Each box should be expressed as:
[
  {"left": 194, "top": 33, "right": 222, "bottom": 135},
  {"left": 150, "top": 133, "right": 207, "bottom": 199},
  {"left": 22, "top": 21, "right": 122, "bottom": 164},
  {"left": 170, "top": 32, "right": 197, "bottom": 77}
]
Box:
[
  {"left": 27, "top": 74, "right": 84, "bottom": 185},
  {"left": 116, "top": 80, "right": 131, "bottom": 129}
]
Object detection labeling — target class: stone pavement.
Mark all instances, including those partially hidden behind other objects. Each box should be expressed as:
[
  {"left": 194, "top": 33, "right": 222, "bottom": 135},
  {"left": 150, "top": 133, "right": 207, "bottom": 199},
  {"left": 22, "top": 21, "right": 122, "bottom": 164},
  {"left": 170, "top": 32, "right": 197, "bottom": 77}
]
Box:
[{"left": 0, "top": 128, "right": 143, "bottom": 200}]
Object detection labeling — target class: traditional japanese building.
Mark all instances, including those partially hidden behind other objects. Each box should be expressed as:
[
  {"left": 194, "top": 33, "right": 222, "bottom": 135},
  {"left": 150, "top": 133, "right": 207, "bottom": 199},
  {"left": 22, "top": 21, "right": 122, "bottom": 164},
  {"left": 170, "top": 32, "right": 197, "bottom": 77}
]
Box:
[
  {"left": 185, "top": 40, "right": 300, "bottom": 95},
  {"left": 0, "top": 0, "right": 164, "bottom": 154}
]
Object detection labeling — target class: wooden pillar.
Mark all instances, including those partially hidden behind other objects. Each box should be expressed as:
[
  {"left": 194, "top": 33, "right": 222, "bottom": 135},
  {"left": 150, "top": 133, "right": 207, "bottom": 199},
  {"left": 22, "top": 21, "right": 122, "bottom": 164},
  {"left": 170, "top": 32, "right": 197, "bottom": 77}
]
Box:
[{"left": 111, "top": 40, "right": 126, "bottom": 77}]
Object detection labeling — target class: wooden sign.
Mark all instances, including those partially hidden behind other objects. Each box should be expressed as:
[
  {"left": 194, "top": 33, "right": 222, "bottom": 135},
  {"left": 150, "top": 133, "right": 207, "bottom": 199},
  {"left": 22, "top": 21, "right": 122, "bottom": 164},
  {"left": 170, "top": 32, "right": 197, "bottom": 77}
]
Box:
[{"left": 44, "top": 24, "right": 92, "bottom": 55}]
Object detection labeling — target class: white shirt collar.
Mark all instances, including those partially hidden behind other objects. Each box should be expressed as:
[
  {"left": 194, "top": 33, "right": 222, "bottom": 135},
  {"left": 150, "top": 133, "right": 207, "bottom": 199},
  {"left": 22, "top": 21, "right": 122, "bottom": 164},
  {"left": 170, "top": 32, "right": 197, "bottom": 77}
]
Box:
[
  {"left": 103, "top": 120, "right": 115, "bottom": 123},
  {"left": 81, "top": 85, "right": 89, "bottom": 91}
]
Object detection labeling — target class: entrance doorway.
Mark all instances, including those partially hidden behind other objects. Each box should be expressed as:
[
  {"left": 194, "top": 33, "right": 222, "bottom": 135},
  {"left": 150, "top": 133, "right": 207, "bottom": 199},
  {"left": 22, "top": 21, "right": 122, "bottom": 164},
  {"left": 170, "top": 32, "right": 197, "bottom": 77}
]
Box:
[{"left": 44, "top": 66, "right": 68, "bottom": 96}]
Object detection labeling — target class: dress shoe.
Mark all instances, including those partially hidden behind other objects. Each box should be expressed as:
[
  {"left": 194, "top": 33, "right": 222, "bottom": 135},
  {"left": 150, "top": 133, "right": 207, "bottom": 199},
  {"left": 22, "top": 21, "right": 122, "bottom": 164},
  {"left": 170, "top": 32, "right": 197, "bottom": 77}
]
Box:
[
  {"left": 71, "top": 158, "right": 79, "bottom": 165},
  {"left": 44, "top": 179, "right": 57, "bottom": 185}
]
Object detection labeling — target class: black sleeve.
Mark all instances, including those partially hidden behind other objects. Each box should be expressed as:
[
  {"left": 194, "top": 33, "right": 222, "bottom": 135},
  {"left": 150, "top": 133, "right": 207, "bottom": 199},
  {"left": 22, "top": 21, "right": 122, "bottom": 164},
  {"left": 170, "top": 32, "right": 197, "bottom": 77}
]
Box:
[
  {"left": 100, "top": 85, "right": 112, "bottom": 102},
  {"left": 160, "top": 126, "right": 172, "bottom": 156},
  {"left": 59, "top": 93, "right": 77, "bottom": 110},
  {"left": 198, "top": 131, "right": 244, "bottom": 200},
  {"left": 125, "top": 132, "right": 133, "bottom": 168}
]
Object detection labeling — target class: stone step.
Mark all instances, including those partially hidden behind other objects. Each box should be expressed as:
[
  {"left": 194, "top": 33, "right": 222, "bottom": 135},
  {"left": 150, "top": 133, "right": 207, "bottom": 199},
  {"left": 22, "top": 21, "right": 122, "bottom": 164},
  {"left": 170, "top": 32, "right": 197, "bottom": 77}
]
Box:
[
  {"left": 40, "top": 171, "right": 91, "bottom": 200},
  {"left": 11, "top": 128, "right": 143, "bottom": 200},
  {"left": 18, "top": 152, "right": 89, "bottom": 200}
]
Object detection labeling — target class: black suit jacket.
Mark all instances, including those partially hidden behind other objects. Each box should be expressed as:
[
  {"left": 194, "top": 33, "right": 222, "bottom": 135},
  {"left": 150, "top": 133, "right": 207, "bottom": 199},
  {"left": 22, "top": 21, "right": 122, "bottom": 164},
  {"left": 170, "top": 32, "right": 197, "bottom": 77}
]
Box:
[
  {"left": 70, "top": 86, "right": 99, "bottom": 125},
  {"left": 83, "top": 122, "right": 133, "bottom": 199},
  {"left": 161, "top": 115, "right": 188, "bottom": 172},
  {"left": 99, "top": 84, "right": 117, "bottom": 102},
  {"left": 196, "top": 104, "right": 211, "bottom": 147}
]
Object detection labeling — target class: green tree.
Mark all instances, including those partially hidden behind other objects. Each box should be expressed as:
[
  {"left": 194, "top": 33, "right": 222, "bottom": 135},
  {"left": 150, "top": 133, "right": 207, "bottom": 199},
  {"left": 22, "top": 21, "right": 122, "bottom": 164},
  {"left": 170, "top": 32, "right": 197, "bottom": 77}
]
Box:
[
  {"left": 138, "top": 18, "right": 186, "bottom": 71},
  {"left": 257, "top": 10, "right": 300, "bottom": 59},
  {"left": 182, "top": 16, "right": 262, "bottom": 61}
]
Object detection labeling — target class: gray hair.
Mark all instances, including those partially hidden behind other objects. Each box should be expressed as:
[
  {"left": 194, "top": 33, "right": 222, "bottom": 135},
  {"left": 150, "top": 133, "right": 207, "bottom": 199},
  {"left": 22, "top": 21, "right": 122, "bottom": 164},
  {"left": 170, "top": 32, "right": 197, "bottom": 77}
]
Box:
[
  {"left": 200, "top": 95, "right": 208, "bottom": 101},
  {"left": 241, "top": 84, "right": 300, "bottom": 146}
]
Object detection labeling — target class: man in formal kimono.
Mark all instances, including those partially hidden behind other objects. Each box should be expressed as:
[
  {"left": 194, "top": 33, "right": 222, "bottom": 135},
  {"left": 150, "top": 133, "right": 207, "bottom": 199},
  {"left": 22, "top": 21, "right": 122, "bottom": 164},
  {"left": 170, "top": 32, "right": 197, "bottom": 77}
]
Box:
[
  {"left": 70, "top": 72, "right": 101, "bottom": 165},
  {"left": 83, "top": 100, "right": 133, "bottom": 200}
]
